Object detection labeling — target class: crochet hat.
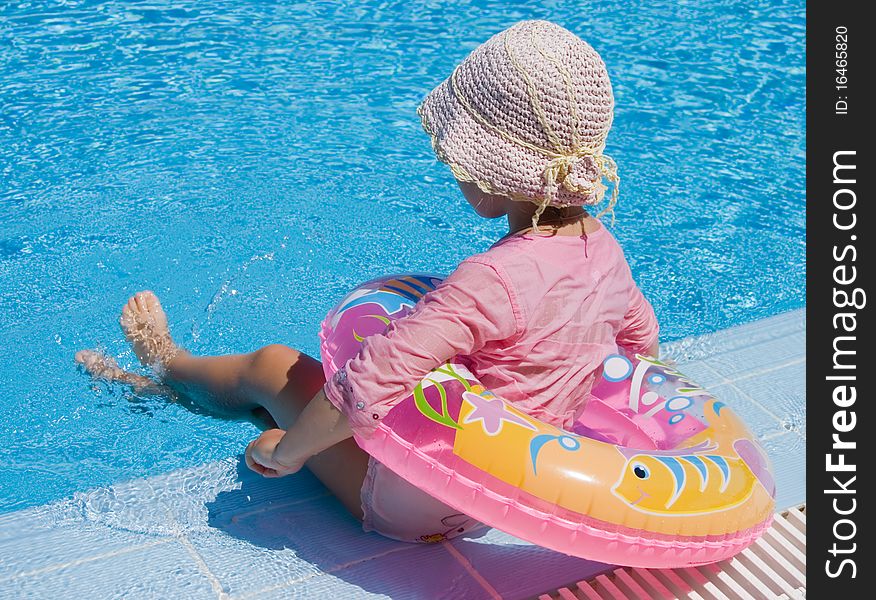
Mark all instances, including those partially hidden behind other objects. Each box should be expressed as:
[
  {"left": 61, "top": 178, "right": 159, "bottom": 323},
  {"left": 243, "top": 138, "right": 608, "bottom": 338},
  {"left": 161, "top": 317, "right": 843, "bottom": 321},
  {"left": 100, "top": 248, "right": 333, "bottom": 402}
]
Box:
[{"left": 418, "top": 20, "right": 619, "bottom": 227}]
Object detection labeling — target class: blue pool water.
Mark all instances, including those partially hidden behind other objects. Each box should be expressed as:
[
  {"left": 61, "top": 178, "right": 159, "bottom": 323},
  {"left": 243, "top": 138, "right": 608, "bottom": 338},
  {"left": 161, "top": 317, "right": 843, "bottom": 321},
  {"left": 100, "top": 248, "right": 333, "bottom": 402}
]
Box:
[{"left": 0, "top": 0, "right": 804, "bottom": 513}]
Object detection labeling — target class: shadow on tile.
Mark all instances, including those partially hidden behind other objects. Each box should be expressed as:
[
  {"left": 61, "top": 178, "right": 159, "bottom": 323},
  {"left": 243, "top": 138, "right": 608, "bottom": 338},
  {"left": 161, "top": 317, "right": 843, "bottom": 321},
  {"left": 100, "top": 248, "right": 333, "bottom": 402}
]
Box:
[{"left": 201, "top": 456, "right": 601, "bottom": 599}]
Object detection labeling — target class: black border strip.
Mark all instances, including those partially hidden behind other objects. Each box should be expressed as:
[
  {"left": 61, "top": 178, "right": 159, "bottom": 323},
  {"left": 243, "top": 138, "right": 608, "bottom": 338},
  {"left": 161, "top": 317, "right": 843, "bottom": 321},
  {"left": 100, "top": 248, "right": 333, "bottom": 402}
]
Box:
[{"left": 807, "top": 1, "right": 873, "bottom": 595}]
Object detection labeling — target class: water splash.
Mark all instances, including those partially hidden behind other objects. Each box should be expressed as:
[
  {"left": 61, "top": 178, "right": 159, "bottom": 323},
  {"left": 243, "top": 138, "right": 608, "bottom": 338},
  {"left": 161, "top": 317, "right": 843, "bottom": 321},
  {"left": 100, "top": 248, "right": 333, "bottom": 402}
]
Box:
[
  {"left": 191, "top": 251, "right": 275, "bottom": 343},
  {"left": 41, "top": 458, "right": 241, "bottom": 537}
]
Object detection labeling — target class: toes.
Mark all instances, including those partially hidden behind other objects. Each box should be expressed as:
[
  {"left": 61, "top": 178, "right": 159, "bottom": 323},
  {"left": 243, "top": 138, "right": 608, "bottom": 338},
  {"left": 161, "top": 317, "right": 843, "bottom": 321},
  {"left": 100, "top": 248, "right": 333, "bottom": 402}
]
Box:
[
  {"left": 143, "top": 292, "right": 162, "bottom": 313},
  {"left": 121, "top": 291, "right": 159, "bottom": 329},
  {"left": 75, "top": 350, "right": 125, "bottom": 381},
  {"left": 122, "top": 296, "right": 138, "bottom": 320},
  {"left": 134, "top": 292, "right": 148, "bottom": 313},
  {"left": 120, "top": 303, "right": 135, "bottom": 330},
  {"left": 133, "top": 291, "right": 163, "bottom": 319},
  {"left": 75, "top": 349, "right": 107, "bottom": 372}
]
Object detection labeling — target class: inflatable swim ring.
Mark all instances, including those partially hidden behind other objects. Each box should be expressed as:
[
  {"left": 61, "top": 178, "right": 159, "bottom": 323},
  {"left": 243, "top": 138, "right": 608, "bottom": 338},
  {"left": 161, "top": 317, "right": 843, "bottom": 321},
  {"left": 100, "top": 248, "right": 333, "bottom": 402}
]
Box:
[{"left": 320, "top": 274, "right": 776, "bottom": 568}]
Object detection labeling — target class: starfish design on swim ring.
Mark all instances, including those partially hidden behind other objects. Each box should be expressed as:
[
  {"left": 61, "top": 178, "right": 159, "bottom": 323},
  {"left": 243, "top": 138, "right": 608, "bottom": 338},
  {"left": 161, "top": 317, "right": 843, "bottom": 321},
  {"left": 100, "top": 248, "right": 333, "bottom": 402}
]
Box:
[{"left": 461, "top": 391, "right": 536, "bottom": 435}]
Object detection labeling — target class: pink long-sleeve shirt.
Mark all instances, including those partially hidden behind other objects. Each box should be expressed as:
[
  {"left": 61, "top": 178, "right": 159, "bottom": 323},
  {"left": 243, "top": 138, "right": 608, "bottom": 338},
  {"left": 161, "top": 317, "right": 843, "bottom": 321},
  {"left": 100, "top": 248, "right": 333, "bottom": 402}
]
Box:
[{"left": 325, "top": 223, "right": 659, "bottom": 437}]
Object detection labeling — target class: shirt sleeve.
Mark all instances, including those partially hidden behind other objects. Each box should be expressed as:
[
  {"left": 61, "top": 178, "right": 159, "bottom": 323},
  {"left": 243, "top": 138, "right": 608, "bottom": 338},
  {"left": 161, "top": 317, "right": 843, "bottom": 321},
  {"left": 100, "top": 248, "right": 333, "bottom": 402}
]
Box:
[
  {"left": 323, "top": 259, "right": 521, "bottom": 437},
  {"left": 616, "top": 285, "right": 660, "bottom": 356}
]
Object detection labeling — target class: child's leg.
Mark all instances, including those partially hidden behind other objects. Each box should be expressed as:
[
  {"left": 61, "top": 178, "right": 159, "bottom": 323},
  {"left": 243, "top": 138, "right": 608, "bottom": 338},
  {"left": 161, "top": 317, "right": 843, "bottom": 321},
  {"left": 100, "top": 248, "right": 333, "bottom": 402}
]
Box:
[
  {"left": 168, "top": 346, "right": 369, "bottom": 519},
  {"left": 84, "top": 291, "right": 369, "bottom": 519}
]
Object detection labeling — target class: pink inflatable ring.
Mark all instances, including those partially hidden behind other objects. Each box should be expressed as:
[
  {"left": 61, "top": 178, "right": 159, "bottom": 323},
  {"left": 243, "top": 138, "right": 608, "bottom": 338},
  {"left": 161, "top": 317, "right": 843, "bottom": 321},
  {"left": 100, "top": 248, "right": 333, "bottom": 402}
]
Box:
[{"left": 320, "top": 274, "right": 776, "bottom": 568}]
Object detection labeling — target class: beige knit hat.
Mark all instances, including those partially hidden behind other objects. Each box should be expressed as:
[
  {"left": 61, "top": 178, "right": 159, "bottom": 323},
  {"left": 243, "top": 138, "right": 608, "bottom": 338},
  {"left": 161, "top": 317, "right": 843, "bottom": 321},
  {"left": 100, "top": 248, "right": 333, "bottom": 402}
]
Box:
[{"left": 418, "top": 20, "right": 619, "bottom": 228}]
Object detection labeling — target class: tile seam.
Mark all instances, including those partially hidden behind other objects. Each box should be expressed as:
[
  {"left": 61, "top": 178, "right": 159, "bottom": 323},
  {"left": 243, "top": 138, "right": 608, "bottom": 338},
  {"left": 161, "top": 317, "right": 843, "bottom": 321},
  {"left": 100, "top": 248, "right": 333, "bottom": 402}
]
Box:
[
  {"left": 442, "top": 540, "right": 503, "bottom": 600},
  {"left": 177, "top": 534, "right": 229, "bottom": 600},
  {"left": 0, "top": 537, "right": 174, "bottom": 584},
  {"left": 708, "top": 356, "right": 806, "bottom": 385},
  {"left": 230, "top": 544, "right": 417, "bottom": 600},
  {"left": 699, "top": 362, "right": 806, "bottom": 442},
  {"left": 220, "top": 491, "right": 333, "bottom": 522}
]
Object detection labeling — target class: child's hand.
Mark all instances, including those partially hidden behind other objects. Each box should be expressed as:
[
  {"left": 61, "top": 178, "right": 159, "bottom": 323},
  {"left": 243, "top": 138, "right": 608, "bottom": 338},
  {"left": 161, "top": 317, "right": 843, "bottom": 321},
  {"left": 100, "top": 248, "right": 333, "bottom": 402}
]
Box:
[{"left": 244, "top": 429, "right": 306, "bottom": 478}]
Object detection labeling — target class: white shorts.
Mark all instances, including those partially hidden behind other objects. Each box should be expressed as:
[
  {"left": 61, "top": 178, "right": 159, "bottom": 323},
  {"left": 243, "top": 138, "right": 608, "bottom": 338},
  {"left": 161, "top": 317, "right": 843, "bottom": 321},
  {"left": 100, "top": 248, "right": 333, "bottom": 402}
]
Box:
[{"left": 360, "top": 457, "right": 483, "bottom": 543}]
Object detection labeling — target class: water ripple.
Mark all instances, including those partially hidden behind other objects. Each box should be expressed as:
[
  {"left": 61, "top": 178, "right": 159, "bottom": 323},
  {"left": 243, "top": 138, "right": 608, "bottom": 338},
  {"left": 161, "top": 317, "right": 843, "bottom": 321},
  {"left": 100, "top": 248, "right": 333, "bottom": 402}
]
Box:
[{"left": 0, "top": 0, "right": 805, "bottom": 511}]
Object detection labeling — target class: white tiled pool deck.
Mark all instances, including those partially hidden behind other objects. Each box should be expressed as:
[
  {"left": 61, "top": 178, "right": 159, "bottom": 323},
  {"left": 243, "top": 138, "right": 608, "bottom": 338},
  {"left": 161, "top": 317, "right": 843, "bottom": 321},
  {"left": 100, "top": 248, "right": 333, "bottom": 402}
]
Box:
[{"left": 0, "top": 310, "right": 805, "bottom": 599}]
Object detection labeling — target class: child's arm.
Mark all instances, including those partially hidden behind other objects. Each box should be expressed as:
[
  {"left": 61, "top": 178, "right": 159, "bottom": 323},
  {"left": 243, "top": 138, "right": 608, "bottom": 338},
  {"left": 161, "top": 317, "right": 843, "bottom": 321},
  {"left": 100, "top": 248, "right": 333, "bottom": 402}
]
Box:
[
  {"left": 616, "top": 285, "right": 660, "bottom": 357},
  {"left": 323, "top": 260, "right": 520, "bottom": 437},
  {"left": 246, "top": 260, "right": 520, "bottom": 476},
  {"left": 245, "top": 388, "right": 350, "bottom": 477}
]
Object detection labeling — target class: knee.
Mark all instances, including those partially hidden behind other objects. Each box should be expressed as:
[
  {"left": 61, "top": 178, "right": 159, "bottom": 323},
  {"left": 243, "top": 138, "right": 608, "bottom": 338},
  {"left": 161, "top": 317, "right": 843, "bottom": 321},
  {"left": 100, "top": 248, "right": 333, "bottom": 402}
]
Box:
[
  {"left": 252, "top": 344, "right": 300, "bottom": 369},
  {"left": 247, "top": 343, "right": 325, "bottom": 392},
  {"left": 251, "top": 344, "right": 300, "bottom": 377}
]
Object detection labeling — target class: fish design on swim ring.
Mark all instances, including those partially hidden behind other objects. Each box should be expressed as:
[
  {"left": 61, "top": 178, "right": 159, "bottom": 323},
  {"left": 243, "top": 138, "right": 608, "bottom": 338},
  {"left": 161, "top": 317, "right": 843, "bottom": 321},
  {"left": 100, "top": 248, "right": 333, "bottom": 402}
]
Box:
[{"left": 612, "top": 441, "right": 760, "bottom": 515}]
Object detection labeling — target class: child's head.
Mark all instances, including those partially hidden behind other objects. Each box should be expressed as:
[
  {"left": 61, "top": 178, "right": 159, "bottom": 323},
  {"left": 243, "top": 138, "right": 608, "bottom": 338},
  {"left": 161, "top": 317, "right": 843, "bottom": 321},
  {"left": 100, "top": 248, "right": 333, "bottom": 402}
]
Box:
[{"left": 418, "top": 20, "right": 619, "bottom": 229}]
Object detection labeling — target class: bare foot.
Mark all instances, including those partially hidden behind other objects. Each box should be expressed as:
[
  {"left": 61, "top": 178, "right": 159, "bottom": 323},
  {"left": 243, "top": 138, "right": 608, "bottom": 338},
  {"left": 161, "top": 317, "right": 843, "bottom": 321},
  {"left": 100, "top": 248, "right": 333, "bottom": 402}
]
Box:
[
  {"left": 119, "top": 291, "right": 183, "bottom": 373},
  {"left": 75, "top": 349, "right": 167, "bottom": 394},
  {"left": 75, "top": 349, "right": 128, "bottom": 380}
]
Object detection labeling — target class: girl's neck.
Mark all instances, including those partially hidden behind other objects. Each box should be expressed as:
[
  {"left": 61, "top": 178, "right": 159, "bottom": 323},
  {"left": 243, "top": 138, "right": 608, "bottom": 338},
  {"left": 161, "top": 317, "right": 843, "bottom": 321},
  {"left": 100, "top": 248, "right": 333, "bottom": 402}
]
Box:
[{"left": 505, "top": 203, "right": 599, "bottom": 238}]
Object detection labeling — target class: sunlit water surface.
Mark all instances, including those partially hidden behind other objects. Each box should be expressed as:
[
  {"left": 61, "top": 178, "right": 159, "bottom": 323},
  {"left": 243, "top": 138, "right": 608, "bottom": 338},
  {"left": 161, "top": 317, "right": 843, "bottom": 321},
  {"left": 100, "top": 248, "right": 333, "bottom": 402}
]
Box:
[{"left": 0, "top": 0, "right": 804, "bottom": 512}]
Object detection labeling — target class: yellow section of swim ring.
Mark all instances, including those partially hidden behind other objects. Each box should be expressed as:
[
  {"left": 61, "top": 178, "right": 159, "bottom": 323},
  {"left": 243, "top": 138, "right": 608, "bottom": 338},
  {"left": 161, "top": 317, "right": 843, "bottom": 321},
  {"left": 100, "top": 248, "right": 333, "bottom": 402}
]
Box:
[{"left": 451, "top": 395, "right": 774, "bottom": 538}]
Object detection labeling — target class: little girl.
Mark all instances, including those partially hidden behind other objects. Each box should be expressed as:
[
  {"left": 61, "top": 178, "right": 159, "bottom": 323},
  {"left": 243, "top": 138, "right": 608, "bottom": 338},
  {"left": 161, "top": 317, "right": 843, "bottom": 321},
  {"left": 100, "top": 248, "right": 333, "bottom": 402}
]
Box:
[{"left": 78, "top": 20, "right": 658, "bottom": 544}]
